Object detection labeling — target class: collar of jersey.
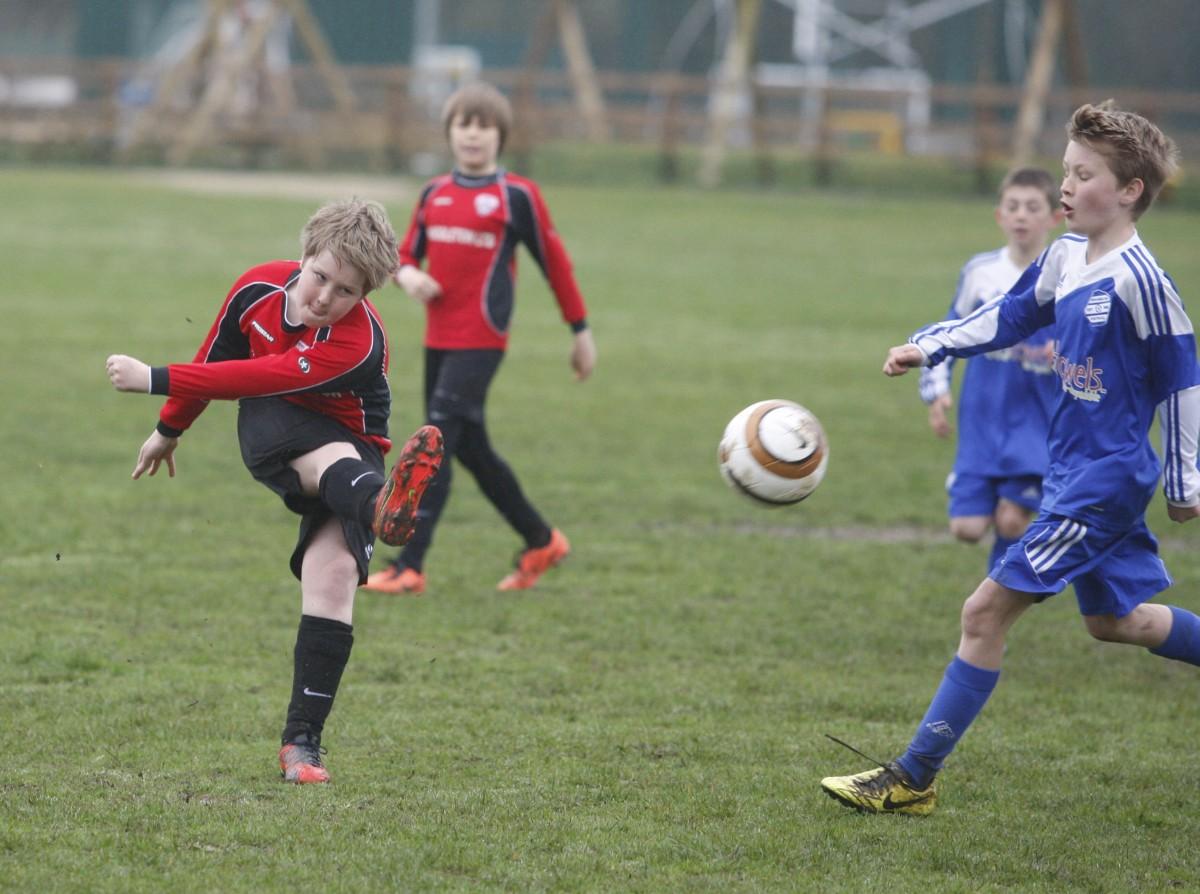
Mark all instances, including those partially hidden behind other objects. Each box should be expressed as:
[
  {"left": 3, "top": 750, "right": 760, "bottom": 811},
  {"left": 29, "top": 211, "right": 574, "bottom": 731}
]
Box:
[{"left": 452, "top": 168, "right": 502, "bottom": 189}]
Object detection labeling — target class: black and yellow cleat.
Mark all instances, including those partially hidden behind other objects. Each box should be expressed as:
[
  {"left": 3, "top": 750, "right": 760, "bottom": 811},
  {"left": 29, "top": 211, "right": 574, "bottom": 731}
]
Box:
[{"left": 821, "top": 761, "right": 938, "bottom": 816}]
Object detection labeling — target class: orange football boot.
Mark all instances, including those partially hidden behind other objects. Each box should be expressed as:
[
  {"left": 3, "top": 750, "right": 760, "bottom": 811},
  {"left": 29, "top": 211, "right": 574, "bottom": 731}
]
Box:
[
  {"left": 362, "top": 565, "right": 426, "bottom": 595},
  {"left": 497, "top": 528, "right": 571, "bottom": 591},
  {"left": 279, "top": 732, "right": 330, "bottom": 784},
  {"left": 374, "top": 425, "right": 443, "bottom": 547}
]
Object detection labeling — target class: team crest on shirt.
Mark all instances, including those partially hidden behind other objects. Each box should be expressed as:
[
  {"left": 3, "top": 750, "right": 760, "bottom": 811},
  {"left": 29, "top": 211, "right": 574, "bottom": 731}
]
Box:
[
  {"left": 298, "top": 357, "right": 311, "bottom": 374},
  {"left": 474, "top": 193, "right": 500, "bottom": 216},
  {"left": 1084, "top": 289, "right": 1111, "bottom": 326}
]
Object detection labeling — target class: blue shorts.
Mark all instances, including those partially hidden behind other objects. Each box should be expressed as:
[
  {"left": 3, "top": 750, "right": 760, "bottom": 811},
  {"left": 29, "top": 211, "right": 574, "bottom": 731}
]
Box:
[
  {"left": 947, "top": 472, "right": 1043, "bottom": 518},
  {"left": 990, "top": 512, "right": 1173, "bottom": 617}
]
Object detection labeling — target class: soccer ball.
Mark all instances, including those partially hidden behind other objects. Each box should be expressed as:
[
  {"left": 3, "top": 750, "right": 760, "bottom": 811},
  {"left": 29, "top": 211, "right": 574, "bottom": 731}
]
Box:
[{"left": 717, "top": 399, "right": 829, "bottom": 505}]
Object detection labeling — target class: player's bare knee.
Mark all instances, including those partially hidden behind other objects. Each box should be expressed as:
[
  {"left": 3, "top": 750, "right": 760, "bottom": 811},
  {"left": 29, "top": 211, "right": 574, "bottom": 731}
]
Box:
[
  {"left": 994, "top": 503, "right": 1033, "bottom": 540},
  {"left": 1082, "top": 613, "right": 1125, "bottom": 642},
  {"left": 1084, "top": 608, "right": 1161, "bottom": 645},
  {"left": 960, "top": 592, "right": 999, "bottom": 640},
  {"left": 950, "top": 517, "right": 989, "bottom": 543}
]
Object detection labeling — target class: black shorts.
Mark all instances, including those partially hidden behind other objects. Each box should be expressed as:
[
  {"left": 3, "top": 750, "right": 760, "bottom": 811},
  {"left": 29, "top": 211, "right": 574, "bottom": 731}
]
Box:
[
  {"left": 425, "top": 348, "right": 504, "bottom": 424},
  {"left": 237, "top": 396, "right": 384, "bottom": 583}
]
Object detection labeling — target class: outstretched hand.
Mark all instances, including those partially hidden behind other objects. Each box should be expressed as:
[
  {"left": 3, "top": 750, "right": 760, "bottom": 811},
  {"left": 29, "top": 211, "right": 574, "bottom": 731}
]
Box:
[
  {"left": 883, "top": 344, "right": 925, "bottom": 377},
  {"left": 394, "top": 266, "right": 443, "bottom": 304},
  {"left": 106, "top": 354, "right": 151, "bottom": 392},
  {"left": 570, "top": 328, "right": 596, "bottom": 381}
]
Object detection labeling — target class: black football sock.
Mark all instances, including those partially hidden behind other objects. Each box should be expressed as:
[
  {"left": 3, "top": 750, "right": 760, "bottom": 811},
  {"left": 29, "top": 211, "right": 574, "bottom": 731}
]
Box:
[
  {"left": 282, "top": 614, "right": 354, "bottom": 743},
  {"left": 319, "top": 457, "right": 384, "bottom": 528}
]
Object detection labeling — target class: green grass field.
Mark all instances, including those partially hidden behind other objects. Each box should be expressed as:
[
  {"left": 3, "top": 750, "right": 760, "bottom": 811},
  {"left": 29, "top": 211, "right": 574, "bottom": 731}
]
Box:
[{"left": 2, "top": 165, "right": 1199, "bottom": 893}]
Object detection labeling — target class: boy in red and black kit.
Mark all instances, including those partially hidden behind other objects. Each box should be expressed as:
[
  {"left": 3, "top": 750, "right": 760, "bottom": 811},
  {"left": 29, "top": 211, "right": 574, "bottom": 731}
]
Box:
[
  {"left": 106, "top": 199, "right": 444, "bottom": 784},
  {"left": 365, "top": 81, "right": 596, "bottom": 595}
]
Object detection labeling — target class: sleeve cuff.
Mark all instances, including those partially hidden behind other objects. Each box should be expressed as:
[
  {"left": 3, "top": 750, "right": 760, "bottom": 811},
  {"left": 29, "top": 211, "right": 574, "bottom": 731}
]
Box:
[
  {"left": 149, "top": 366, "right": 170, "bottom": 395},
  {"left": 156, "top": 420, "right": 184, "bottom": 439},
  {"left": 569, "top": 318, "right": 589, "bottom": 334}
]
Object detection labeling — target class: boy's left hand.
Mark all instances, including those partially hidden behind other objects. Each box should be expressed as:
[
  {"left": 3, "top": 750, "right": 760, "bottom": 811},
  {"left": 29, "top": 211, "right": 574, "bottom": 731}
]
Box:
[
  {"left": 132, "top": 430, "right": 178, "bottom": 480},
  {"left": 106, "top": 354, "right": 151, "bottom": 392},
  {"left": 1167, "top": 503, "right": 1200, "bottom": 523},
  {"left": 570, "top": 329, "right": 596, "bottom": 381}
]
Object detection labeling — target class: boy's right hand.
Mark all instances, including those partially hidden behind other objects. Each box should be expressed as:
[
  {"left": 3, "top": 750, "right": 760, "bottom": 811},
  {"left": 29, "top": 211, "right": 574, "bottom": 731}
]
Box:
[
  {"left": 394, "top": 266, "right": 443, "bottom": 304},
  {"left": 132, "top": 430, "right": 178, "bottom": 480},
  {"left": 928, "top": 393, "right": 953, "bottom": 438},
  {"left": 106, "top": 354, "right": 151, "bottom": 392},
  {"left": 883, "top": 344, "right": 925, "bottom": 377}
]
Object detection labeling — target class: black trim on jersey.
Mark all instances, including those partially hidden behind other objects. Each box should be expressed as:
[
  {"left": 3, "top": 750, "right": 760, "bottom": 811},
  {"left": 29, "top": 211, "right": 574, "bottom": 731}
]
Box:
[
  {"left": 210, "top": 273, "right": 299, "bottom": 362},
  {"left": 410, "top": 180, "right": 441, "bottom": 263},
  {"left": 346, "top": 307, "right": 391, "bottom": 438},
  {"left": 505, "top": 183, "right": 544, "bottom": 270},
  {"left": 156, "top": 420, "right": 185, "bottom": 438},
  {"left": 570, "top": 318, "right": 588, "bottom": 333},
  {"left": 279, "top": 269, "right": 307, "bottom": 334},
  {"left": 484, "top": 222, "right": 519, "bottom": 336}
]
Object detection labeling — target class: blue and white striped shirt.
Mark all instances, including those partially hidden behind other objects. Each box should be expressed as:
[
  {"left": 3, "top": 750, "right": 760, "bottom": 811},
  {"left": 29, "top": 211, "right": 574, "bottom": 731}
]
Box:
[
  {"left": 912, "top": 232, "right": 1200, "bottom": 530},
  {"left": 919, "top": 247, "right": 1058, "bottom": 479}
]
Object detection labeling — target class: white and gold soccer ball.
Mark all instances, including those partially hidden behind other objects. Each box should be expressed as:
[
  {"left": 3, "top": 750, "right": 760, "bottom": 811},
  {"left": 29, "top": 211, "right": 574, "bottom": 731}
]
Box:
[{"left": 718, "top": 399, "right": 829, "bottom": 505}]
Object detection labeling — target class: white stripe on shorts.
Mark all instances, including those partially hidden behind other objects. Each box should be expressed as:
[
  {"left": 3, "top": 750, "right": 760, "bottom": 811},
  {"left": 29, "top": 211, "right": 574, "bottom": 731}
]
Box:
[{"left": 1025, "top": 518, "right": 1088, "bottom": 573}]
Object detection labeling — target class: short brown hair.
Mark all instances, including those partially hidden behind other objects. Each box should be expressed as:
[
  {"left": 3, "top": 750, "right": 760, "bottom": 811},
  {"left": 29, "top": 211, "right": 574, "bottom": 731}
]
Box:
[
  {"left": 999, "top": 167, "right": 1059, "bottom": 210},
  {"left": 300, "top": 198, "right": 397, "bottom": 294},
  {"left": 441, "top": 81, "right": 513, "bottom": 153},
  {"left": 1067, "top": 100, "right": 1179, "bottom": 219}
]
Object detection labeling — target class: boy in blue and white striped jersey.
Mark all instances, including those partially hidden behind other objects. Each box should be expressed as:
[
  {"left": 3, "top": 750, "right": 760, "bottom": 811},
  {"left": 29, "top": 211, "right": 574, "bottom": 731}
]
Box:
[
  {"left": 823, "top": 101, "right": 1200, "bottom": 816},
  {"left": 920, "top": 168, "right": 1063, "bottom": 572}
]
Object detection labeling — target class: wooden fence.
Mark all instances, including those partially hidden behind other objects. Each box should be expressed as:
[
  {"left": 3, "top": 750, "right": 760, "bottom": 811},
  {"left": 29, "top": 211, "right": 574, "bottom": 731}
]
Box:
[{"left": 2, "top": 57, "right": 1197, "bottom": 178}]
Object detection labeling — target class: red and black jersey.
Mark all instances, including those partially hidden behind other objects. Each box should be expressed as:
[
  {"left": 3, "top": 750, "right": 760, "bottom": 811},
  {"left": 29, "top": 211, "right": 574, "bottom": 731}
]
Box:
[
  {"left": 153, "top": 260, "right": 393, "bottom": 452},
  {"left": 399, "top": 169, "right": 588, "bottom": 350}
]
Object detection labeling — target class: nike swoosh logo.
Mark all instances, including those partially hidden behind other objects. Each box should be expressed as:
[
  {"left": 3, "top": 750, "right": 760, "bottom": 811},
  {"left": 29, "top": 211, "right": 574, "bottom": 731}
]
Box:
[
  {"left": 882, "top": 791, "right": 932, "bottom": 811},
  {"left": 303, "top": 687, "right": 333, "bottom": 698},
  {"left": 350, "top": 472, "right": 373, "bottom": 487}
]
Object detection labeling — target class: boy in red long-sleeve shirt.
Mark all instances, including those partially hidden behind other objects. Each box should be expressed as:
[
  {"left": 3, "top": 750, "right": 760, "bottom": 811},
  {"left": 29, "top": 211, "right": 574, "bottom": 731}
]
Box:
[
  {"left": 364, "top": 81, "right": 597, "bottom": 595},
  {"left": 106, "top": 199, "right": 444, "bottom": 784}
]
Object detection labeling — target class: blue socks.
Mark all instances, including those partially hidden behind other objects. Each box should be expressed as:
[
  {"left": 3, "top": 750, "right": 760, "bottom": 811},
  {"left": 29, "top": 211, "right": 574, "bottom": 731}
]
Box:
[
  {"left": 1150, "top": 605, "right": 1200, "bottom": 666},
  {"left": 897, "top": 656, "right": 1000, "bottom": 789},
  {"left": 890, "top": 607, "right": 1199, "bottom": 791}
]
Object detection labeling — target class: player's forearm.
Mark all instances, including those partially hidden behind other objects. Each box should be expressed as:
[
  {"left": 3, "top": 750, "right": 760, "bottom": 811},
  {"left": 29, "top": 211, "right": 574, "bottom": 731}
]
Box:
[
  {"left": 150, "top": 355, "right": 352, "bottom": 401},
  {"left": 1161, "top": 384, "right": 1200, "bottom": 507},
  {"left": 158, "top": 398, "right": 208, "bottom": 436},
  {"left": 545, "top": 269, "right": 587, "bottom": 326},
  {"left": 913, "top": 290, "right": 1048, "bottom": 366}
]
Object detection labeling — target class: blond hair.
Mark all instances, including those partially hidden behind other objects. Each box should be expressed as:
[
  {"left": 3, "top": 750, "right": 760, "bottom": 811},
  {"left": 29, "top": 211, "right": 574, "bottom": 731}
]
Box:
[
  {"left": 300, "top": 198, "right": 397, "bottom": 294},
  {"left": 441, "top": 81, "right": 513, "bottom": 153},
  {"left": 1067, "top": 100, "right": 1179, "bottom": 219},
  {"left": 999, "top": 166, "right": 1059, "bottom": 210}
]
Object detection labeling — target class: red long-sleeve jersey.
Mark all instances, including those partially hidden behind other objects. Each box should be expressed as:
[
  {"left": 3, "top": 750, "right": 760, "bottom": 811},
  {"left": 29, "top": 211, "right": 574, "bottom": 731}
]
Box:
[
  {"left": 399, "top": 169, "right": 588, "bottom": 350},
  {"left": 153, "top": 260, "right": 393, "bottom": 452}
]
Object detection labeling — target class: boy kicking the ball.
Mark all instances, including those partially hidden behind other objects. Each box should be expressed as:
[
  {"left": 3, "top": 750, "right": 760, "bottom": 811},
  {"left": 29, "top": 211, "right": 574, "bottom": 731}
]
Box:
[
  {"left": 822, "top": 101, "right": 1200, "bottom": 815},
  {"left": 106, "top": 199, "right": 444, "bottom": 784}
]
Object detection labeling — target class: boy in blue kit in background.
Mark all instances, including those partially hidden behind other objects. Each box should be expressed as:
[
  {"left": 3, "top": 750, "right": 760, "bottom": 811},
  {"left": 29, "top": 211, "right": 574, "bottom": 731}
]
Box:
[
  {"left": 822, "top": 101, "right": 1200, "bottom": 815},
  {"left": 920, "top": 168, "right": 1063, "bottom": 571}
]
